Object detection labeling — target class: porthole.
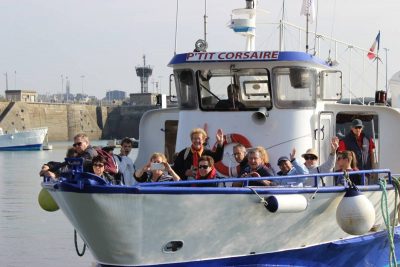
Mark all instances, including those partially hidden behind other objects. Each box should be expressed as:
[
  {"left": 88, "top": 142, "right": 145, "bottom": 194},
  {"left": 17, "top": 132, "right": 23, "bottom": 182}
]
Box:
[{"left": 162, "top": 241, "right": 183, "bottom": 253}]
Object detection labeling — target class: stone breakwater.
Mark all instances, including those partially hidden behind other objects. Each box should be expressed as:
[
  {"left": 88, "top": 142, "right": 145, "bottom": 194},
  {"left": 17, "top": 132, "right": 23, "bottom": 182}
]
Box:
[{"left": 0, "top": 102, "right": 160, "bottom": 141}]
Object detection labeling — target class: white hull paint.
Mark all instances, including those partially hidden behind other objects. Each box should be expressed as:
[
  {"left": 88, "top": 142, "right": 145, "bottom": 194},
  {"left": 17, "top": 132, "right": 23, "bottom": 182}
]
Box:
[
  {"left": 0, "top": 127, "right": 48, "bottom": 150},
  {"left": 49, "top": 186, "right": 394, "bottom": 266}
]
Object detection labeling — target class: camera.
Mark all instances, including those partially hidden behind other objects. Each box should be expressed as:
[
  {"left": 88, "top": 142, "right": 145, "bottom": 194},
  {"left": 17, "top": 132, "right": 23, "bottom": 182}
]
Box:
[{"left": 150, "top": 162, "right": 165, "bottom": 171}]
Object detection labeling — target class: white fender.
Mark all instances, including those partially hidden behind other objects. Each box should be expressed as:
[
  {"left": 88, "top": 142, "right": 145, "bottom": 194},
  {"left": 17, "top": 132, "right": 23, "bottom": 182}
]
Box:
[
  {"left": 265, "top": 194, "right": 308, "bottom": 213},
  {"left": 336, "top": 188, "right": 375, "bottom": 235}
]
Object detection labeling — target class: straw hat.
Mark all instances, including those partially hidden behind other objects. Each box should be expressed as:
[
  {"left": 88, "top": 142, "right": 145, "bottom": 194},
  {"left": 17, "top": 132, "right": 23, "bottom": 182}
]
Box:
[{"left": 301, "top": 148, "right": 318, "bottom": 159}]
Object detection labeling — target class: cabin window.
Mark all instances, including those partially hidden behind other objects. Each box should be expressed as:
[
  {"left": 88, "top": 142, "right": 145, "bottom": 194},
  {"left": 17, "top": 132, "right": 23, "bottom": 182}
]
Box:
[
  {"left": 320, "top": 70, "right": 342, "bottom": 100},
  {"left": 272, "top": 67, "right": 316, "bottom": 109},
  {"left": 197, "top": 68, "right": 272, "bottom": 111},
  {"left": 175, "top": 70, "right": 197, "bottom": 109}
]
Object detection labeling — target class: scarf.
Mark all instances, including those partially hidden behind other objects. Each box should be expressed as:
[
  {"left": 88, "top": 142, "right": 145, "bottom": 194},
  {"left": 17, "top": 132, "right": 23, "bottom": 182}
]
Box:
[
  {"left": 191, "top": 144, "right": 203, "bottom": 168},
  {"left": 196, "top": 167, "right": 217, "bottom": 180}
]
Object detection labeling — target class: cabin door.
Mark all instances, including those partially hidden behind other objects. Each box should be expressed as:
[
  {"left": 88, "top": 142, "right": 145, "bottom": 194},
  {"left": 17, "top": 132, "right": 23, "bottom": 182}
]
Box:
[
  {"left": 164, "top": 120, "right": 178, "bottom": 163},
  {"left": 318, "top": 112, "right": 335, "bottom": 185}
]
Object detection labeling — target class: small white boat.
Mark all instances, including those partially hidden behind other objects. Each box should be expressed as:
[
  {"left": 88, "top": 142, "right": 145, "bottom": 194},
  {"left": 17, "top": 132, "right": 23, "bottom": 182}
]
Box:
[{"left": 0, "top": 127, "right": 48, "bottom": 151}]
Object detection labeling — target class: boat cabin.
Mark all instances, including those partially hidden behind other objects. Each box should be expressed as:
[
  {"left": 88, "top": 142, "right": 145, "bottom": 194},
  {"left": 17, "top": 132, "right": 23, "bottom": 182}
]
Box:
[{"left": 135, "top": 50, "right": 400, "bottom": 183}]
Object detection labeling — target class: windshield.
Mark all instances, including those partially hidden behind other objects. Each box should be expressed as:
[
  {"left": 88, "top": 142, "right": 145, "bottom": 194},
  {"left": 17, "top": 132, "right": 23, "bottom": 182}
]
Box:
[{"left": 197, "top": 68, "right": 272, "bottom": 111}]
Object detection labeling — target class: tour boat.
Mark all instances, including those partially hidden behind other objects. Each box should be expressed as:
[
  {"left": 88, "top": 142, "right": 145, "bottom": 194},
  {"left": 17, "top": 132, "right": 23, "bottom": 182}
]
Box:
[
  {"left": 0, "top": 127, "right": 48, "bottom": 151},
  {"left": 42, "top": 1, "right": 400, "bottom": 266}
]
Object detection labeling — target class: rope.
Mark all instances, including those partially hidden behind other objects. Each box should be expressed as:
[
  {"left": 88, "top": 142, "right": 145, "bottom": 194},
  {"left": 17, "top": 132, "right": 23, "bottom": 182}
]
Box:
[
  {"left": 74, "top": 229, "right": 87, "bottom": 257},
  {"left": 247, "top": 187, "right": 267, "bottom": 205},
  {"left": 379, "top": 177, "right": 398, "bottom": 266}
]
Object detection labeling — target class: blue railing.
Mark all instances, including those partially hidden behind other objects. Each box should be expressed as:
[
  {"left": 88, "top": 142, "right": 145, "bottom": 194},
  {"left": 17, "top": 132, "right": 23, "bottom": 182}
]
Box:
[{"left": 42, "top": 157, "right": 393, "bottom": 189}]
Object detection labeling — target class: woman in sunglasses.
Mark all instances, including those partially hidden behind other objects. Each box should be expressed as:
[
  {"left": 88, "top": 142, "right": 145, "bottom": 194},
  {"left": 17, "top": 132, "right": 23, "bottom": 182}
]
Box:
[
  {"left": 194, "top": 155, "right": 218, "bottom": 187},
  {"left": 91, "top": 155, "right": 117, "bottom": 184},
  {"left": 335, "top": 150, "right": 361, "bottom": 185},
  {"left": 134, "top": 152, "right": 180, "bottom": 183},
  {"left": 301, "top": 137, "right": 339, "bottom": 186}
]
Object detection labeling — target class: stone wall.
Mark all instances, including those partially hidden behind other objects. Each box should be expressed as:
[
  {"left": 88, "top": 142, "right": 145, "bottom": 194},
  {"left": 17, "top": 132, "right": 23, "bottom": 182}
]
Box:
[{"left": 0, "top": 102, "right": 108, "bottom": 141}]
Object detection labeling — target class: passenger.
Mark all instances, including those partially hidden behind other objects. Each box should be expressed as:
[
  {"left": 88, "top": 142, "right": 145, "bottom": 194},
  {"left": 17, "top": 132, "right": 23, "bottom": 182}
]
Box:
[
  {"left": 338, "top": 119, "right": 376, "bottom": 171},
  {"left": 73, "top": 133, "right": 98, "bottom": 172},
  {"left": 256, "top": 146, "right": 277, "bottom": 175},
  {"left": 232, "top": 143, "right": 248, "bottom": 176},
  {"left": 39, "top": 147, "right": 78, "bottom": 179},
  {"left": 215, "top": 84, "right": 246, "bottom": 110},
  {"left": 335, "top": 150, "right": 362, "bottom": 185},
  {"left": 234, "top": 147, "right": 275, "bottom": 187},
  {"left": 135, "top": 152, "right": 180, "bottom": 183},
  {"left": 277, "top": 148, "right": 309, "bottom": 186},
  {"left": 99, "top": 144, "right": 122, "bottom": 184},
  {"left": 91, "top": 155, "right": 116, "bottom": 184},
  {"left": 302, "top": 137, "right": 339, "bottom": 186},
  {"left": 194, "top": 155, "right": 218, "bottom": 187},
  {"left": 173, "top": 128, "right": 224, "bottom": 180},
  {"left": 114, "top": 137, "right": 137, "bottom": 186}
]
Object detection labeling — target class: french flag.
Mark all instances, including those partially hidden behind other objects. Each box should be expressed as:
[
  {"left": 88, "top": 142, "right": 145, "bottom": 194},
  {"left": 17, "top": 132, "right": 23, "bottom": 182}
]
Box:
[{"left": 367, "top": 31, "right": 380, "bottom": 60}]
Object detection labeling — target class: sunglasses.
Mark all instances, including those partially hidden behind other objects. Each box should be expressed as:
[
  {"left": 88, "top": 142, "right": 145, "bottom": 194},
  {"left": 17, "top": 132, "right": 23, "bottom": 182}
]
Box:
[
  {"left": 304, "top": 155, "right": 317, "bottom": 160},
  {"left": 198, "top": 165, "right": 209, "bottom": 170},
  {"left": 73, "top": 142, "right": 82, "bottom": 147},
  {"left": 93, "top": 163, "right": 104, "bottom": 167}
]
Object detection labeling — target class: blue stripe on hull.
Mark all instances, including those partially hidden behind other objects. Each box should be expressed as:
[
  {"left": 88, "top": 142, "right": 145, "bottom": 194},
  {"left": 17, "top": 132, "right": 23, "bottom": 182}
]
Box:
[
  {"left": 0, "top": 144, "right": 42, "bottom": 151},
  {"left": 99, "top": 228, "right": 400, "bottom": 267}
]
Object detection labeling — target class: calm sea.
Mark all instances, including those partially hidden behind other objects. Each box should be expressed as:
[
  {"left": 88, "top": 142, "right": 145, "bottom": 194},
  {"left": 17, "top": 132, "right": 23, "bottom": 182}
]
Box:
[{"left": 0, "top": 141, "right": 137, "bottom": 267}]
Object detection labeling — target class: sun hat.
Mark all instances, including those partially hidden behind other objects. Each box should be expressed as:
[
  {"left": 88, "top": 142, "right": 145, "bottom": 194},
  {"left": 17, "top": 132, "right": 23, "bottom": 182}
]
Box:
[{"left": 301, "top": 148, "right": 318, "bottom": 159}]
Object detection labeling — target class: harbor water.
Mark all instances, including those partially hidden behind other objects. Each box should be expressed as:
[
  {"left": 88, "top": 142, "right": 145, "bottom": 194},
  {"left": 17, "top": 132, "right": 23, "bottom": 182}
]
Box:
[{"left": 0, "top": 141, "right": 137, "bottom": 266}]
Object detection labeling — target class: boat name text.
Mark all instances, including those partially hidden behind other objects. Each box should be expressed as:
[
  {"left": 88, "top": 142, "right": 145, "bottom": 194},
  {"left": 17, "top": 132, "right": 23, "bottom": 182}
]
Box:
[{"left": 186, "top": 51, "right": 279, "bottom": 61}]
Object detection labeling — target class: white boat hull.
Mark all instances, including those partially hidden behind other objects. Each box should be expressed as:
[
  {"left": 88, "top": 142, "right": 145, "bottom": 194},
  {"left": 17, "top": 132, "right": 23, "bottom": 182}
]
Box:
[
  {"left": 0, "top": 127, "right": 48, "bottom": 151},
  {"left": 46, "top": 181, "right": 397, "bottom": 266}
]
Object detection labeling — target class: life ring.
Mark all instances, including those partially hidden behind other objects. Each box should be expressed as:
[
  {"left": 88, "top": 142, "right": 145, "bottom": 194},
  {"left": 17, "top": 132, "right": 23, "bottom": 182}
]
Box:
[{"left": 212, "top": 133, "right": 252, "bottom": 176}]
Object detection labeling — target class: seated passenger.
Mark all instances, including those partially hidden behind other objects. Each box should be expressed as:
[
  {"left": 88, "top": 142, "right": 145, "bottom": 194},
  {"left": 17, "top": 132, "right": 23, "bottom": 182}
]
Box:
[
  {"left": 173, "top": 128, "right": 224, "bottom": 180},
  {"left": 39, "top": 147, "right": 78, "bottom": 180},
  {"left": 91, "top": 155, "right": 117, "bottom": 184},
  {"left": 232, "top": 144, "right": 248, "bottom": 176},
  {"left": 215, "top": 84, "right": 246, "bottom": 110},
  {"left": 194, "top": 155, "right": 218, "bottom": 187},
  {"left": 277, "top": 148, "right": 309, "bottom": 186},
  {"left": 256, "top": 146, "right": 277, "bottom": 175},
  {"left": 335, "top": 150, "right": 362, "bottom": 185},
  {"left": 302, "top": 137, "right": 339, "bottom": 186},
  {"left": 234, "top": 147, "right": 275, "bottom": 187},
  {"left": 135, "top": 152, "right": 180, "bottom": 183}
]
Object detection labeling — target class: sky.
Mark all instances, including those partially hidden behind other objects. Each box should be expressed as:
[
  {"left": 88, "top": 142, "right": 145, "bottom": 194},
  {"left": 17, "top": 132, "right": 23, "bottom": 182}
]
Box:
[{"left": 0, "top": 0, "right": 399, "bottom": 99}]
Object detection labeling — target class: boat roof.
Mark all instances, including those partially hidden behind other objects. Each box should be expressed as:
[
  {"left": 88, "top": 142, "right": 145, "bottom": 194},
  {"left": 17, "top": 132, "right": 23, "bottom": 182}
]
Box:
[{"left": 168, "top": 50, "right": 329, "bottom": 67}]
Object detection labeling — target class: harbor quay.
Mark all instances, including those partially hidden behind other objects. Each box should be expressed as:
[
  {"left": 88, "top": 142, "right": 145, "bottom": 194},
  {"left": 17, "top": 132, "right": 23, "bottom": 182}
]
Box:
[{"left": 0, "top": 101, "right": 162, "bottom": 141}]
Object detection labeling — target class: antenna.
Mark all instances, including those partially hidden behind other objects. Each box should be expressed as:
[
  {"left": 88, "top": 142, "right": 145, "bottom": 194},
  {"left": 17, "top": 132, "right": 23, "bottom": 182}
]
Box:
[
  {"left": 174, "top": 0, "right": 179, "bottom": 55},
  {"left": 203, "top": 0, "right": 208, "bottom": 42}
]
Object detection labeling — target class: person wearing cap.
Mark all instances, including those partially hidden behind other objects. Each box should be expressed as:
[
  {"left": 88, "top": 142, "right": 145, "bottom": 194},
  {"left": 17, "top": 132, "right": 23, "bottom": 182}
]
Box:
[
  {"left": 338, "top": 119, "right": 376, "bottom": 171},
  {"left": 302, "top": 137, "right": 339, "bottom": 186},
  {"left": 277, "top": 148, "right": 309, "bottom": 186}
]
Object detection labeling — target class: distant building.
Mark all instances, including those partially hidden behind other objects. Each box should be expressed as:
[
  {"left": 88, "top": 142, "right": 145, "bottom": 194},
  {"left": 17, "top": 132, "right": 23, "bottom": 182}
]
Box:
[
  {"left": 5, "top": 90, "right": 38, "bottom": 102},
  {"left": 105, "top": 90, "right": 126, "bottom": 101}
]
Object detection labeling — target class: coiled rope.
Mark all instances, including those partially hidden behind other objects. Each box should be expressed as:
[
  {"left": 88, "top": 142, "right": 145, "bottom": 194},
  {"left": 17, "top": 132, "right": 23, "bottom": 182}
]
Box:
[
  {"left": 380, "top": 177, "right": 399, "bottom": 267},
  {"left": 74, "top": 229, "right": 87, "bottom": 257}
]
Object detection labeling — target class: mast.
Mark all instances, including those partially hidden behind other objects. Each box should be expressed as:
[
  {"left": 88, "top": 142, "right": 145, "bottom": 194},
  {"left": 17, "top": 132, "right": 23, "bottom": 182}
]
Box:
[{"left": 203, "top": 0, "right": 207, "bottom": 43}]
